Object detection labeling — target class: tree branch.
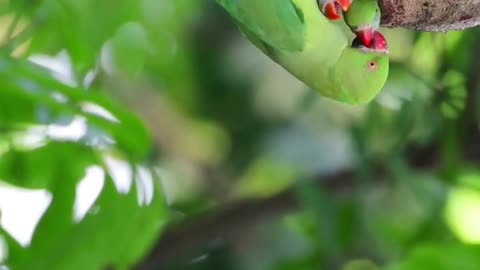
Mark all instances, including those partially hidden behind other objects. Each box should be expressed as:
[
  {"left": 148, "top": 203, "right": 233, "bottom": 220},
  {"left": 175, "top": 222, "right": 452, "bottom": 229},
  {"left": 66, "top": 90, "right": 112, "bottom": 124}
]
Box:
[
  {"left": 134, "top": 171, "right": 367, "bottom": 270},
  {"left": 380, "top": 0, "right": 480, "bottom": 31},
  {"left": 134, "top": 132, "right": 480, "bottom": 270},
  {"left": 134, "top": 142, "right": 448, "bottom": 270}
]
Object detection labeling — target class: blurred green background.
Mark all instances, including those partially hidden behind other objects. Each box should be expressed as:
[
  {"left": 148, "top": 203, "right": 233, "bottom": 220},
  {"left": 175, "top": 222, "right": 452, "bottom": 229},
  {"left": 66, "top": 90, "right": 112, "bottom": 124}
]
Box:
[{"left": 1, "top": 0, "right": 480, "bottom": 270}]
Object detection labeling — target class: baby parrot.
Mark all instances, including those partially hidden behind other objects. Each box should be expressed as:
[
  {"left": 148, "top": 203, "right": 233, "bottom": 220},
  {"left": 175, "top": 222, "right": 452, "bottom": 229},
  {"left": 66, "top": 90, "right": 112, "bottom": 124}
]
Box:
[
  {"left": 217, "top": 0, "right": 389, "bottom": 104},
  {"left": 344, "top": 0, "right": 382, "bottom": 47}
]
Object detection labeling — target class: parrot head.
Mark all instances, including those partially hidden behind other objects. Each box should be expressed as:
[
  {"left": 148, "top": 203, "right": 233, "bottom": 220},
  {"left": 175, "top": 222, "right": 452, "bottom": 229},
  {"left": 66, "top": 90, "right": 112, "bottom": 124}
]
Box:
[
  {"left": 344, "top": 0, "right": 381, "bottom": 47},
  {"left": 333, "top": 31, "right": 389, "bottom": 104}
]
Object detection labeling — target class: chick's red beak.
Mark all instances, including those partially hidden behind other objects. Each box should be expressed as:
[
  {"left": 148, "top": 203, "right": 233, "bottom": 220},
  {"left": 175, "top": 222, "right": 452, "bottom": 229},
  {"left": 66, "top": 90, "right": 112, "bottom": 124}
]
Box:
[
  {"left": 336, "top": 0, "right": 352, "bottom": 11},
  {"left": 322, "top": 0, "right": 351, "bottom": 20},
  {"left": 355, "top": 28, "right": 375, "bottom": 48},
  {"left": 323, "top": 2, "right": 341, "bottom": 20}
]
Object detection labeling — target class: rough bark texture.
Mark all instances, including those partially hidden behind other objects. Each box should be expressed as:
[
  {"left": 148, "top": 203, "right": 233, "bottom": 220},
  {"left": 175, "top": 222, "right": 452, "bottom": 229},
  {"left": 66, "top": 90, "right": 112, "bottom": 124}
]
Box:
[{"left": 380, "top": 0, "right": 480, "bottom": 31}]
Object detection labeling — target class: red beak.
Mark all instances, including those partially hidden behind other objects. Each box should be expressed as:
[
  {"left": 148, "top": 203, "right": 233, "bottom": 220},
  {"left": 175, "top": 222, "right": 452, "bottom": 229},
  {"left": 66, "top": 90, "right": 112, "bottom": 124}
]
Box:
[
  {"left": 371, "top": 31, "right": 389, "bottom": 54},
  {"left": 323, "top": 2, "right": 341, "bottom": 20},
  {"left": 351, "top": 31, "right": 389, "bottom": 54},
  {"left": 322, "top": 0, "right": 351, "bottom": 21},
  {"left": 336, "top": 0, "right": 352, "bottom": 11},
  {"left": 356, "top": 28, "right": 375, "bottom": 48}
]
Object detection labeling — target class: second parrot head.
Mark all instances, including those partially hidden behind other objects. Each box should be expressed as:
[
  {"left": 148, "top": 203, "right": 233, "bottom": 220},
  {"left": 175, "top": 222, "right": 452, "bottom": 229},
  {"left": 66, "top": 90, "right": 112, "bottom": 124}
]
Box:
[
  {"left": 332, "top": 31, "right": 389, "bottom": 104},
  {"left": 344, "top": 0, "right": 381, "bottom": 47}
]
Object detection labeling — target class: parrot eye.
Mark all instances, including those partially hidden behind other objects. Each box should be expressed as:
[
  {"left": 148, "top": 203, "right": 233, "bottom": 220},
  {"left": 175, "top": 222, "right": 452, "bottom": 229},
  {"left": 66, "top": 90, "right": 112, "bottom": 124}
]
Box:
[{"left": 368, "top": 61, "right": 378, "bottom": 71}]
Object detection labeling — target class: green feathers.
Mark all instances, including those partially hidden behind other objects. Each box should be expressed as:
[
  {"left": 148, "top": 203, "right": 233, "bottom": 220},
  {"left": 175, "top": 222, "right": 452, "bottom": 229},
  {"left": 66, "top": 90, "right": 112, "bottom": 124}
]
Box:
[
  {"left": 217, "top": 0, "right": 389, "bottom": 104},
  {"left": 217, "top": 0, "right": 305, "bottom": 50}
]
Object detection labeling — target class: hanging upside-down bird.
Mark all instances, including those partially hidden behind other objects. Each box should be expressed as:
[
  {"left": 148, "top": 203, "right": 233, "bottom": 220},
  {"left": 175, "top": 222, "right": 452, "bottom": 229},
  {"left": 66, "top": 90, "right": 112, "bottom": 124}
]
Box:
[{"left": 217, "top": 0, "right": 389, "bottom": 104}]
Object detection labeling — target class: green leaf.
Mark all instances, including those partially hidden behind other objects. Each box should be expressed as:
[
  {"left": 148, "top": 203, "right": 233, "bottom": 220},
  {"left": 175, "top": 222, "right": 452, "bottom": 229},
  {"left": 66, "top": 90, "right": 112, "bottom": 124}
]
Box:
[
  {"left": 0, "top": 142, "right": 98, "bottom": 189},
  {"left": 0, "top": 56, "right": 151, "bottom": 159},
  {"left": 387, "top": 244, "right": 480, "bottom": 270},
  {"left": 6, "top": 169, "right": 167, "bottom": 270}
]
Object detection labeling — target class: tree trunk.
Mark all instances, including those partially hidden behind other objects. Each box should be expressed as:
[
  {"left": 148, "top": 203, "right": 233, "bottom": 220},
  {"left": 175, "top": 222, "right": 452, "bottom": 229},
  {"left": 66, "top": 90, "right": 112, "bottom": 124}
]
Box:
[{"left": 380, "top": 0, "right": 480, "bottom": 31}]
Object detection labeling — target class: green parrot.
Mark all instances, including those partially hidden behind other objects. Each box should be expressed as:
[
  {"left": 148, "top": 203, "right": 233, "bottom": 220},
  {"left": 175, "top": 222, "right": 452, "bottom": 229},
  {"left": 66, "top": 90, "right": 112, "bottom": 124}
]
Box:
[
  {"left": 344, "top": 0, "right": 382, "bottom": 48},
  {"left": 217, "top": 0, "right": 389, "bottom": 104}
]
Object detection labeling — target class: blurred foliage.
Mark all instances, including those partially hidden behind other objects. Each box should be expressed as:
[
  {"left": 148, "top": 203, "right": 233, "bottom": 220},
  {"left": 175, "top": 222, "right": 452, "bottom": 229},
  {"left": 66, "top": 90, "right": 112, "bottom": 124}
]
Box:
[{"left": 0, "top": 0, "right": 480, "bottom": 270}]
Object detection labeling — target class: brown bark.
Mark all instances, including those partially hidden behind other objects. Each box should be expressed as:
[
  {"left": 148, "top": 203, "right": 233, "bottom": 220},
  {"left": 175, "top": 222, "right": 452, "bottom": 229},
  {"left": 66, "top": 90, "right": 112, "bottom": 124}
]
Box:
[{"left": 380, "top": 0, "right": 480, "bottom": 31}]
